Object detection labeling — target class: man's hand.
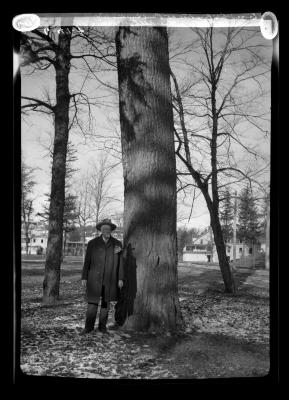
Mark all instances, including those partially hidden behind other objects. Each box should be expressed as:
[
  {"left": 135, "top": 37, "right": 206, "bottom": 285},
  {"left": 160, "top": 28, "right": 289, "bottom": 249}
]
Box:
[
  {"left": 81, "top": 279, "right": 87, "bottom": 288},
  {"left": 118, "top": 280, "right": 123, "bottom": 289},
  {"left": 114, "top": 246, "right": 122, "bottom": 254}
]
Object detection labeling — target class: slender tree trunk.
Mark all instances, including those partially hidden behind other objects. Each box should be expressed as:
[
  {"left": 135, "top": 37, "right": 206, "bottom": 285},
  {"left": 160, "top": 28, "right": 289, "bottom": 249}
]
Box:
[
  {"left": 82, "top": 227, "right": 86, "bottom": 263},
  {"left": 200, "top": 182, "right": 235, "bottom": 293},
  {"left": 95, "top": 203, "right": 100, "bottom": 226},
  {"left": 265, "top": 199, "right": 270, "bottom": 269},
  {"left": 25, "top": 225, "right": 29, "bottom": 255},
  {"left": 210, "top": 207, "right": 236, "bottom": 293},
  {"left": 116, "top": 27, "right": 184, "bottom": 333},
  {"left": 233, "top": 192, "right": 238, "bottom": 265},
  {"left": 63, "top": 230, "right": 67, "bottom": 259},
  {"left": 209, "top": 81, "right": 235, "bottom": 293},
  {"left": 252, "top": 241, "right": 256, "bottom": 269},
  {"left": 43, "top": 28, "right": 72, "bottom": 305}
]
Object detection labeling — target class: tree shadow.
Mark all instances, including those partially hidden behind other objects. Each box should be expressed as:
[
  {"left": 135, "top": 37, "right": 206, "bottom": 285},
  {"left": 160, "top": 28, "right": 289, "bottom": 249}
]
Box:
[
  {"left": 189, "top": 268, "right": 255, "bottom": 293},
  {"left": 115, "top": 243, "right": 137, "bottom": 325}
]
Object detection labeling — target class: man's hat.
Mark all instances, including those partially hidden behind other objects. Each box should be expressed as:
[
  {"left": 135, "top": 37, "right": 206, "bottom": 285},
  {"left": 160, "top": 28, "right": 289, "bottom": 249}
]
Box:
[{"left": 96, "top": 218, "right": 117, "bottom": 231}]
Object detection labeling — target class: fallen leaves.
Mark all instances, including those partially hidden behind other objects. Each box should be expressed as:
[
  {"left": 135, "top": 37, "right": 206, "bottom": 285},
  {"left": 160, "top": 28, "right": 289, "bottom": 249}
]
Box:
[{"left": 20, "top": 264, "right": 269, "bottom": 379}]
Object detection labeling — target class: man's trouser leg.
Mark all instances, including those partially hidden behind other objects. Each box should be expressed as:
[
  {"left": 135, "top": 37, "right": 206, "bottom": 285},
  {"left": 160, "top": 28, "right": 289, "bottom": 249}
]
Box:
[
  {"left": 98, "top": 286, "right": 109, "bottom": 331},
  {"left": 84, "top": 303, "right": 98, "bottom": 332}
]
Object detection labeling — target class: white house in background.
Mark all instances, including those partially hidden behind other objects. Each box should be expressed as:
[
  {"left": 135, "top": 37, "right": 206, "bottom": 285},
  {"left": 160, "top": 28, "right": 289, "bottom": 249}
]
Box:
[
  {"left": 21, "top": 221, "right": 48, "bottom": 255},
  {"left": 222, "top": 240, "right": 258, "bottom": 261},
  {"left": 182, "top": 226, "right": 259, "bottom": 263},
  {"left": 183, "top": 227, "right": 214, "bottom": 262}
]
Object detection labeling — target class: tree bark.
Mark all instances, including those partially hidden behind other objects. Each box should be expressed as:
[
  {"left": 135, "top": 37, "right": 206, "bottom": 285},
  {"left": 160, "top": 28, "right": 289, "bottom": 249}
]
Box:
[
  {"left": 43, "top": 28, "right": 72, "bottom": 305},
  {"left": 210, "top": 79, "right": 235, "bottom": 293},
  {"left": 24, "top": 223, "right": 29, "bottom": 255},
  {"left": 210, "top": 207, "right": 236, "bottom": 293},
  {"left": 265, "top": 199, "right": 270, "bottom": 269},
  {"left": 115, "top": 27, "right": 184, "bottom": 332},
  {"left": 233, "top": 192, "right": 238, "bottom": 265},
  {"left": 82, "top": 228, "right": 86, "bottom": 263}
]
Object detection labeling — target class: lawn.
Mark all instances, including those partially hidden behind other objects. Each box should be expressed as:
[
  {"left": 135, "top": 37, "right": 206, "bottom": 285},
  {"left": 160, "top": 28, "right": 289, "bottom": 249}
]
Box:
[{"left": 20, "top": 262, "right": 269, "bottom": 380}]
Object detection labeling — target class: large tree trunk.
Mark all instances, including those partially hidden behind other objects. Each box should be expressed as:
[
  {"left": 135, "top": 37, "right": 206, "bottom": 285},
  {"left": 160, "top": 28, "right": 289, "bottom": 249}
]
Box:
[
  {"left": 115, "top": 27, "right": 184, "bottom": 333},
  {"left": 43, "top": 28, "right": 72, "bottom": 305}
]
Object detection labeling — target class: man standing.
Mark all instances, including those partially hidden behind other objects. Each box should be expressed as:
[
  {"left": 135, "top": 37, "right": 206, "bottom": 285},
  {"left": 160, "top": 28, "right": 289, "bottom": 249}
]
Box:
[{"left": 80, "top": 219, "right": 124, "bottom": 335}]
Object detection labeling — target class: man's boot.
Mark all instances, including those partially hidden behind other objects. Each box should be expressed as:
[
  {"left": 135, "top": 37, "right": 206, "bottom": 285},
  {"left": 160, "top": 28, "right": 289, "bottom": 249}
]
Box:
[
  {"left": 80, "top": 303, "right": 98, "bottom": 335},
  {"left": 98, "top": 307, "right": 109, "bottom": 333}
]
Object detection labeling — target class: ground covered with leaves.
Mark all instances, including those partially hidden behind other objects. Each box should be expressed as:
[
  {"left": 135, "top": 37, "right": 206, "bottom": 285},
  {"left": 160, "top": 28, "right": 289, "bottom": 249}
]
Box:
[{"left": 20, "top": 262, "right": 269, "bottom": 380}]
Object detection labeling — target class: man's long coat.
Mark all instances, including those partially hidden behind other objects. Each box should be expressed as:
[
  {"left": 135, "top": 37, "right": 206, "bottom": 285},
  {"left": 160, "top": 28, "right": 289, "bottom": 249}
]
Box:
[{"left": 81, "top": 235, "right": 124, "bottom": 303}]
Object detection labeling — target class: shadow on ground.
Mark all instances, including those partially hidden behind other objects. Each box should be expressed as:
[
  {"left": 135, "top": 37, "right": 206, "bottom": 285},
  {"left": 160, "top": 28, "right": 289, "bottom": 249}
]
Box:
[
  {"left": 178, "top": 267, "right": 267, "bottom": 298},
  {"left": 20, "top": 263, "right": 269, "bottom": 379},
  {"left": 104, "top": 327, "right": 270, "bottom": 379}
]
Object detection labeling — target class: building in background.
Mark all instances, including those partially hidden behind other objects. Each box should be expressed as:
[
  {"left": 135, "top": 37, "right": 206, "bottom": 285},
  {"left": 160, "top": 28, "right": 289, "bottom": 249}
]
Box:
[
  {"left": 64, "top": 227, "right": 124, "bottom": 256},
  {"left": 182, "top": 226, "right": 261, "bottom": 263},
  {"left": 21, "top": 221, "right": 48, "bottom": 255},
  {"left": 183, "top": 227, "right": 214, "bottom": 262}
]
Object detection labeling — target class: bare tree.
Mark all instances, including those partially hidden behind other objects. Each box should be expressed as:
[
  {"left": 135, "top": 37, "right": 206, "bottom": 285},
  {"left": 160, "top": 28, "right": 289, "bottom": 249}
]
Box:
[
  {"left": 20, "top": 25, "right": 117, "bottom": 305},
  {"left": 37, "top": 140, "right": 79, "bottom": 260},
  {"left": 115, "top": 26, "right": 184, "bottom": 333},
  {"left": 74, "top": 172, "right": 94, "bottom": 262},
  {"left": 170, "top": 26, "right": 271, "bottom": 293},
  {"left": 87, "top": 155, "right": 121, "bottom": 226},
  {"left": 73, "top": 154, "right": 121, "bottom": 260}
]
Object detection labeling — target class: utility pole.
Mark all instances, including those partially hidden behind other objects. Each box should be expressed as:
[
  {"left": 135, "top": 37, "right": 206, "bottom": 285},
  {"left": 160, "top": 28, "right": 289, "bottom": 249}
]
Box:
[{"left": 232, "top": 191, "right": 238, "bottom": 267}]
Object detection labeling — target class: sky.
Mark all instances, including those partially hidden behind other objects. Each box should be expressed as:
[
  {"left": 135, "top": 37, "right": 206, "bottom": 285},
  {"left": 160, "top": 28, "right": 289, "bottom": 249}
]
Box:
[{"left": 20, "top": 24, "right": 272, "bottom": 231}]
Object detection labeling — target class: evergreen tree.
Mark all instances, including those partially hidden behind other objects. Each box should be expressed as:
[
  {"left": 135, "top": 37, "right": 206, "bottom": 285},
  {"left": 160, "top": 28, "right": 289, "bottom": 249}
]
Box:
[
  {"left": 62, "top": 193, "right": 79, "bottom": 255},
  {"left": 237, "top": 186, "right": 261, "bottom": 245},
  {"left": 38, "top": 141, "right": 79, "bottom": 257},
  {"left": 21, "top": 159, "right": 36, "bottom": 254},
  {"left": 219, "top": 189, "right": 234, "bottom": 243},
  {"left": 259, "top": 192, "right": 269, "bottom": 239},
  {"left": 38, "top": 192, "right": 79, "bottom": 246}
]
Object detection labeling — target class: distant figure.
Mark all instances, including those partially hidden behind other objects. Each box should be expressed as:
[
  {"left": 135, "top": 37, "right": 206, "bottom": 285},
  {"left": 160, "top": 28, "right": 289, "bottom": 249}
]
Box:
[{"left": 80, "top": 219, "right": 124, "bottom": 335}]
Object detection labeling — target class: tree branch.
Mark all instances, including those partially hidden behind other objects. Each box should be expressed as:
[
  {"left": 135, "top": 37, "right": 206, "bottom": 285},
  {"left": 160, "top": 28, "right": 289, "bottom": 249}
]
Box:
[{"left": 21, "top": 96, "right": 55, "bottom": 112}]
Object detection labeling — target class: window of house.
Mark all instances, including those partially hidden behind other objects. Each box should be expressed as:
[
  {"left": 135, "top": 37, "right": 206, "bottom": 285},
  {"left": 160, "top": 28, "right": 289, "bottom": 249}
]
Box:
[
  {"left": 249, "top": 248, "right": 252, "bottom": 254},
  {"left": 33, "top": 239, "right": 36, "bottom": 243},
  {"left": 41, "top": 239, "right": 43, "bottom": 243},
  {"left": 239, "top": 248, "right": 242, "bottom": 253},
  {"left": 200, "top": 239, "right": 203, "bottom": 244}
]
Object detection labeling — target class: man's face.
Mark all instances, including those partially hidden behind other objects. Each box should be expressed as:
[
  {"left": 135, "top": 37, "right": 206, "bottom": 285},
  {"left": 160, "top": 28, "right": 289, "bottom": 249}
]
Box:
[{"left": 101, "top": 225, "right": 112, "bottom": 239}]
